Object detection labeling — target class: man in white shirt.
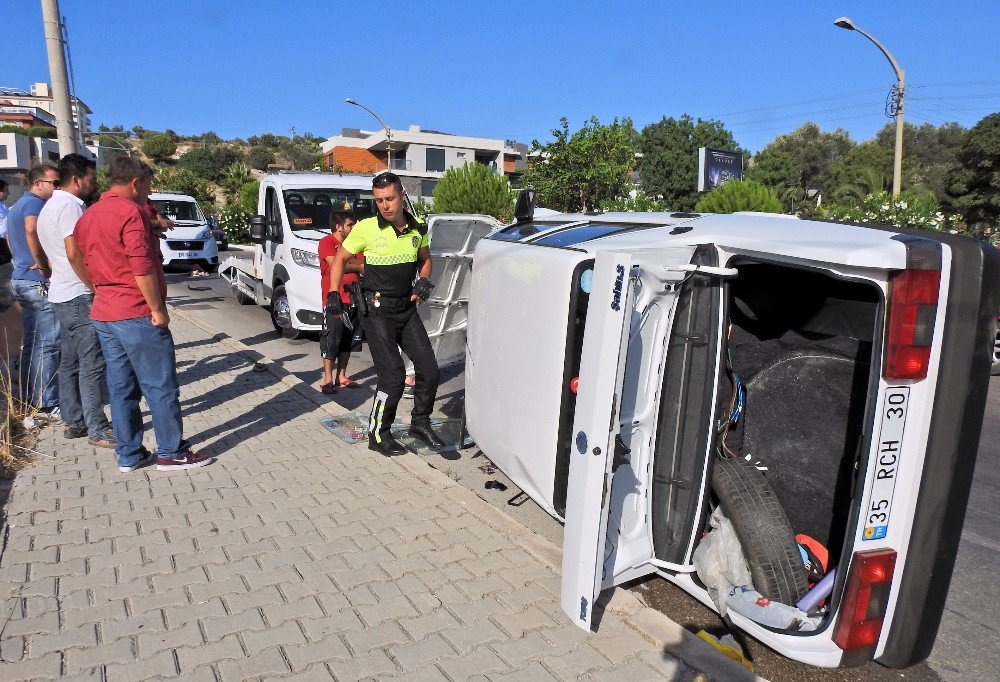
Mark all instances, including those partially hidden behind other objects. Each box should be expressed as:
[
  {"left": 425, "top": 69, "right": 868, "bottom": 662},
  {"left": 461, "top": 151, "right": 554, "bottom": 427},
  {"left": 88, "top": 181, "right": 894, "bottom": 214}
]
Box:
[{"left": 36, "top": 154, "right": 115, "bottom": 448}]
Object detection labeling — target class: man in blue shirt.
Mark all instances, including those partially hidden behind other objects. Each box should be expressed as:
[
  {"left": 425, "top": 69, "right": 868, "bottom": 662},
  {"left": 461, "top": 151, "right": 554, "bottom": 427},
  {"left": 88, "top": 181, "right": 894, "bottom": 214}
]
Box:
[{"left": 8, "top": 165, "right": 61, "bottom": 417}]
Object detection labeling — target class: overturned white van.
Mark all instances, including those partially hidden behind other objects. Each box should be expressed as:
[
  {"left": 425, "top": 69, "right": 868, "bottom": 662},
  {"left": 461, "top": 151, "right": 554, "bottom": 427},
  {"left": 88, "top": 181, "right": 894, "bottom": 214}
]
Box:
[{"left": 464, "top": 196, "right": 999, "bottom": 669}]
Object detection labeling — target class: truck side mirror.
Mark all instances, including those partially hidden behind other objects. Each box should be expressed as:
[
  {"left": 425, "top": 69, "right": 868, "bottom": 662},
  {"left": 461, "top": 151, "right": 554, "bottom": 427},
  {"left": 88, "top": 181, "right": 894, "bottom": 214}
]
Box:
[{"left": 249, "top": 215, "right": 267, "bottom": 244}]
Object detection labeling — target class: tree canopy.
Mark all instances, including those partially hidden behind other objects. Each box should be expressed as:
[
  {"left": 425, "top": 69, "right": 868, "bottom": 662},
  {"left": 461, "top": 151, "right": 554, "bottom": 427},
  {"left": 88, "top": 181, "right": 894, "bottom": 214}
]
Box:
[
  {"left": 432, "top": 162, "right": 514, "bottom": 222},
  {"left": 757, "top": 122, "right": 855, "bottom": 198},
  {"left": 637, "top": 115, "right": 743, "bottom": 211},
  {"left": 141, "top": 134, "right": 177, "bottom": 161},
  {"left": 946, "top": 112, "right": 1000, "bottom": 234},
  {"left": 177, "top": 146, "right": 245, "bottom": 182},
  {"left": 521, "top": 116, "right": 639, "bottom": 213}
]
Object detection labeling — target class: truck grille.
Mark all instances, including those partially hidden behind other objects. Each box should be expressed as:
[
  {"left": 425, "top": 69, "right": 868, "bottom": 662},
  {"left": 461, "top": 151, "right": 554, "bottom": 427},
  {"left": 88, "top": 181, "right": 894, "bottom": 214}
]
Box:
[{"left": 166, "top": 240, "right": 205, "bottom": 250}]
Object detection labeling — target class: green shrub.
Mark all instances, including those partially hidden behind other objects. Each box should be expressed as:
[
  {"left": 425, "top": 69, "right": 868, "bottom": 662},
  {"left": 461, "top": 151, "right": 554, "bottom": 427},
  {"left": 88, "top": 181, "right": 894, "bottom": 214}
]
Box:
[
  {"left": 141, "top": 134, "right": 177, "bottom": 161},
  {"left": 410, "top": 199, "right": 433, "bottom": 221},
  {"left": 432, "top": 163, "right": 514, "bottom": 222},
  {"left": 599, "top": 194, "right": 670, "bottom": 212},
  {"left": 154, "top": 167, "right": 215, "bottom": 206},
  {"left": 218, "top": 205, "right": 252, "bottom": 244},
  {"left": 694, "top": 179, "right": 783, "bottom": 214},
  {"left": 826, "top": 191, "right": 960, "bottom": 231}
]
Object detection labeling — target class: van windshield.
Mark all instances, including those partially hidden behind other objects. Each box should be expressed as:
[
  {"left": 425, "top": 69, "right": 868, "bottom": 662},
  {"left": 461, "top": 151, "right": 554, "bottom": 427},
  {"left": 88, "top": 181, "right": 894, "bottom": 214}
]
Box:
[
  {"left": 151, "top": 199, "right": 205, "bottom": 223},
  {"left": 283, "top": 188, "right": 376, "bottom": 230}
]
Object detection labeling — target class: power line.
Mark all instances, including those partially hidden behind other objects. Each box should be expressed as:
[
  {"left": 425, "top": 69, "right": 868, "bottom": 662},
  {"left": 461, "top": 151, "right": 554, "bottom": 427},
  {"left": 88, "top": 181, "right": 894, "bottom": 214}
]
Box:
[{"left": 704, "top": 87, "right": 888, "bottom": 119}]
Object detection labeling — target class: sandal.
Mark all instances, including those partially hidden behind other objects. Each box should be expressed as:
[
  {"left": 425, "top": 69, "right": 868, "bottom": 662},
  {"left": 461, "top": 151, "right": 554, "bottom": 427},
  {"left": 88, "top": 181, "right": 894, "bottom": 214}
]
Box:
[
  {"left": 339, "top": 378, "right": 361, "bottom": 388},
  {"left": 320, "top": 382, "right": 338, "bottom": 395}
]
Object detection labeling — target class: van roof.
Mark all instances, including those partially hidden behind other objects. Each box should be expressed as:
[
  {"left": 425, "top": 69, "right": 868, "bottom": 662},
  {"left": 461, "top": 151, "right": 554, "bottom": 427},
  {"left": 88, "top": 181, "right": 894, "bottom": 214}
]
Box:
[
  {"left": 149, "top": 191, "right": 197, "bottom": 202},
  {"left": 261, "top": 173, "right": 377, "bottom": 190}
]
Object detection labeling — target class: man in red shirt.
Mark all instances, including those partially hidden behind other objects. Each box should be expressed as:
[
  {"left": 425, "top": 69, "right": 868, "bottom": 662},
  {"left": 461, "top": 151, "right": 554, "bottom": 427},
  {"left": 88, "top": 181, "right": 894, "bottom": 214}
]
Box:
[
  {"left": 318, "top": 210, "right": 363, "bottom": 393},
  {"left": 74, "top": 157, "right": 213, "bottom": 473}
]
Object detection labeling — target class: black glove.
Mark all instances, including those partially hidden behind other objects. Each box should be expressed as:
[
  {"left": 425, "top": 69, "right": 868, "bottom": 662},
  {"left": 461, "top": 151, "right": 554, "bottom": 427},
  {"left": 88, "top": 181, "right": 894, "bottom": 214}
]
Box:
[
  {"left": 325, "top": 292, "right": 343, "bottom": 315},
  {"left": 412, "top": 277, "right": 434, "bottom": 301}
]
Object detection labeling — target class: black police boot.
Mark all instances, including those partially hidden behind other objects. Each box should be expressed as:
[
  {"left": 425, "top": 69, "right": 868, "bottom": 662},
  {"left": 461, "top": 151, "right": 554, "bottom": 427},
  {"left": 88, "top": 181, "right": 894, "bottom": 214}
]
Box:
[
  {"left": 368, "top": 433, "right": 406, "bottom": 456},
  {"left": 408, "top": 419, "right": 445, "bottom": 449}
]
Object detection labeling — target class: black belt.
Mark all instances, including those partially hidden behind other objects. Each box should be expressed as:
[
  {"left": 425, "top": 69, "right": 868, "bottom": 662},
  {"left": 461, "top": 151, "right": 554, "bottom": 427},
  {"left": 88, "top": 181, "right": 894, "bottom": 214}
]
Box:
[{"left": 364, "top": 293, "right": 412, "bottom": 309}]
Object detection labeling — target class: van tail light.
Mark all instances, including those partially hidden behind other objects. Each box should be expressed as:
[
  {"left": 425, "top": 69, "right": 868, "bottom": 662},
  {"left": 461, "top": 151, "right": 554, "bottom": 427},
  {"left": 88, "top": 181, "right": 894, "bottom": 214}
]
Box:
[
  {"left": 833, "top": 549, "right": 897, "bottom": 651},
  {"left": 884, "top": 268, "right": 940, "bottom": 380}
]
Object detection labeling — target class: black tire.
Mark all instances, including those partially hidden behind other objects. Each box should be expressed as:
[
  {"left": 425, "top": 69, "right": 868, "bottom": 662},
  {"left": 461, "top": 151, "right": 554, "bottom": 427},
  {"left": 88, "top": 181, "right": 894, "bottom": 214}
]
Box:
[
  {"left": 711, "top": 457, "right": 809, "bottom": 606},
  {"left": 269, "top": 284, "right": 302, "bottom": 339}
]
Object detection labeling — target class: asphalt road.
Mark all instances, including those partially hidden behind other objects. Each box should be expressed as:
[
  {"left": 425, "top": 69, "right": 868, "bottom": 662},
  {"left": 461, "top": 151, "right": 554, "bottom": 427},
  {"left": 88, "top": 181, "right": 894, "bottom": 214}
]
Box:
[{"left": 168, "top": 249, "right": 998, "bottom": 681}]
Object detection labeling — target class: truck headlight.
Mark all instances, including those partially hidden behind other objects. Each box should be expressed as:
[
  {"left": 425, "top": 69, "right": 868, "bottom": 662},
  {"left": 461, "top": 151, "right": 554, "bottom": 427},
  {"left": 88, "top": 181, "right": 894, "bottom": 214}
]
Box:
[{"left": 291, "top": 248, "right": 320, "bottom": 269}]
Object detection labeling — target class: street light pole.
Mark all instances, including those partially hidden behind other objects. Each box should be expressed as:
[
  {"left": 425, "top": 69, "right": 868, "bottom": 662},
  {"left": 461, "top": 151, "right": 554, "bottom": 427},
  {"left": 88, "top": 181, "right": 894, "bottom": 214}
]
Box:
[
  {"left": 345, "top": 98, "right": 393, "bottom": 172},
  {"left": 835, "top": 17, "right": 905, "bottom": 196}
]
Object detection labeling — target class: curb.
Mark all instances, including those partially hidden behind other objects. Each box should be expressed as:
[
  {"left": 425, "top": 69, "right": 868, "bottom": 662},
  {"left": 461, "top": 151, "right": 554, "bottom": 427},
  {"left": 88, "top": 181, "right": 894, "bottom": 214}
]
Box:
[{"left": 169, "top": 303, "right": 761, "bottom": 681}]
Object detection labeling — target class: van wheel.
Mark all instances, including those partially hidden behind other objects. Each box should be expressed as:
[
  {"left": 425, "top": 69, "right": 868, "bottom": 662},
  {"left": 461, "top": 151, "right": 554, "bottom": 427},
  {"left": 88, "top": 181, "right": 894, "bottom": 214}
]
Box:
[
  {"left": 270, "top": 285, "right": 302, "bottom": 339},
  {"left": 711, "top": 457, "right": 809, "bottom": 606}
]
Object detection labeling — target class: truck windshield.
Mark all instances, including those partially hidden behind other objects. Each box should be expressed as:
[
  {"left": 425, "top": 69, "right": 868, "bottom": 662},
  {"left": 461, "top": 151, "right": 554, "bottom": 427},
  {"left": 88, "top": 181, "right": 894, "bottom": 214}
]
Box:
[
  {"left": 152, "top": 199, "right": 205, "bottom": 223},
  {"left": 283, "top": 189, "right": 376, "bottom": 230}
]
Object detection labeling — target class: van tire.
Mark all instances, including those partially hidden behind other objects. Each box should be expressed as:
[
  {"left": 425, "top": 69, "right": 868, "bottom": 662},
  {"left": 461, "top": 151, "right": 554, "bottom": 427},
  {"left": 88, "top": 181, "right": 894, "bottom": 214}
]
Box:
[
  {"left": 711, "top": 457, "right": 809, "bottom": 606},
  {"left": 270, "top": 285, "right": 302, "bottom": 340}
]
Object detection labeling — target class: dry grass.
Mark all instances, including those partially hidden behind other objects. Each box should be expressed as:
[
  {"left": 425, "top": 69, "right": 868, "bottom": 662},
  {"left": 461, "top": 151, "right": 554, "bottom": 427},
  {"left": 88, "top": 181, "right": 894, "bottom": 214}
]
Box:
[{"left": 0, "top": 348, "right": 43, "bottom": 480}]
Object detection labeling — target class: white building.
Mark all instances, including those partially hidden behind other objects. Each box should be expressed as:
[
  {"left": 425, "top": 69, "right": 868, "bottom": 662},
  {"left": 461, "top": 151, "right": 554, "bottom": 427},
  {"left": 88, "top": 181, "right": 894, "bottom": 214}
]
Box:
[{"left": 321, "top": 125, "right": 523, "bottom": 200}]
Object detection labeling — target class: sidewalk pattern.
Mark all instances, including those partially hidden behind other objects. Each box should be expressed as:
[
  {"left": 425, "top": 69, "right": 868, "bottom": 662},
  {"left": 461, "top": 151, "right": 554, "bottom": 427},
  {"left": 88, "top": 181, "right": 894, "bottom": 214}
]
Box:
[{"left": 0, "top": 316, "right": 694, "bottom": 681}]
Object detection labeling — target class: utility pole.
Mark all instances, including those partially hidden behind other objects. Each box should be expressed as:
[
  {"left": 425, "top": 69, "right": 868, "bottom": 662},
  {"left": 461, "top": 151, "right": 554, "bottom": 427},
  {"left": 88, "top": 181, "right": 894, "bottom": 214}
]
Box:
[{"left": 41, "top": 0, "right": 77, "bottom": 156}]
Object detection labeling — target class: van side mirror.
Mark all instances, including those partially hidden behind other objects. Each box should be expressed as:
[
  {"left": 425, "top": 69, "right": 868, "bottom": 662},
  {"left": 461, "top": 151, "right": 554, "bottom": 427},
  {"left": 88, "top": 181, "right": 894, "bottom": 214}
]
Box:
[
  {"left": 514, "top": 189, "right": 536, "bottom": 223},
  {"left": 249, "top": 215, "right": 267, "bottom": 244}
]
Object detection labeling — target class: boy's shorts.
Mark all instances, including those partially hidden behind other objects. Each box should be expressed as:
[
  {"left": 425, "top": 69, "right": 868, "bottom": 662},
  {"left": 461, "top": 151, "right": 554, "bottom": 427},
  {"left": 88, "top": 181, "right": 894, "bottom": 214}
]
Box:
[{"left": 320, "top": 306, "right": 363, "bottom": 359}]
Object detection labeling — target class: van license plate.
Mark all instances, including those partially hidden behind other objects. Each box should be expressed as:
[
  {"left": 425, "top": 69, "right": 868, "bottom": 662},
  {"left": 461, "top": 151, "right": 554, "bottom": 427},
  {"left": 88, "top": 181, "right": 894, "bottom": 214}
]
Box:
[{"left": 862, "top": 386, "right": 910, "bottom": 541}]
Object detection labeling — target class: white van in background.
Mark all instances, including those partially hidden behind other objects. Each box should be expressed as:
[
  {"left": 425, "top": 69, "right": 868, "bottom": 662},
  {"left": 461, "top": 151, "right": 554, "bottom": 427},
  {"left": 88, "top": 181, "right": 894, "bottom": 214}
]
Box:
[{"left": 148, "top": 191, "right": 220, "bottom": 272}]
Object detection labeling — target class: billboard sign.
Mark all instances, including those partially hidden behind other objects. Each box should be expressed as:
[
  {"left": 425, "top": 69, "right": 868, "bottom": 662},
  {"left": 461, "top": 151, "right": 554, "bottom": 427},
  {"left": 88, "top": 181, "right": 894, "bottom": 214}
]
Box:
[{"left": 697, "top": 147, "right": 744, "bottom": 192}]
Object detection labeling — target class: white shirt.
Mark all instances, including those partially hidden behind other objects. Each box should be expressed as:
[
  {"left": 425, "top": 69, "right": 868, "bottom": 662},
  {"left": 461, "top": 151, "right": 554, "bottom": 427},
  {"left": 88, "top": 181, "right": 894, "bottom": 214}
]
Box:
[{"left": 37, "top": 189, "right": 91, "bottom": 303}]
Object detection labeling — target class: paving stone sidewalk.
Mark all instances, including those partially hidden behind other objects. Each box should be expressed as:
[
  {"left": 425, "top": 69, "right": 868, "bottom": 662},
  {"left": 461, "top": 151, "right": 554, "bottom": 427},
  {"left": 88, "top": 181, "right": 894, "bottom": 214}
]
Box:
[{"left": 0, "top": 313, "right": 737, "bottom": 681}]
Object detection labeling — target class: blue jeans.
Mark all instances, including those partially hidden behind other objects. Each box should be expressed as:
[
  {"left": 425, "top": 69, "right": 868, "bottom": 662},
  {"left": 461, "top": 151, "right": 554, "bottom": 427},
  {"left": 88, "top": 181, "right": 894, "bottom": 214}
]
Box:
[
  {"left": 10, "top": 279, "right": 60, "bottom": 409},
  {"left": 93, "top": 317, "right": 188, "bottom": 467},
  {"left": 53, "top": 294, "right": 111, "bottom": 438}
]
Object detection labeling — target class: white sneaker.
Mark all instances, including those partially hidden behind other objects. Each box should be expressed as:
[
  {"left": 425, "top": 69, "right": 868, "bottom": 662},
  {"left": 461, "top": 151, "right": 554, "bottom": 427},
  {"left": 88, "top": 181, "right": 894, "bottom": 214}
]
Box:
[{"left": 36, "top": 407, "right": 61, "bottom": 423}]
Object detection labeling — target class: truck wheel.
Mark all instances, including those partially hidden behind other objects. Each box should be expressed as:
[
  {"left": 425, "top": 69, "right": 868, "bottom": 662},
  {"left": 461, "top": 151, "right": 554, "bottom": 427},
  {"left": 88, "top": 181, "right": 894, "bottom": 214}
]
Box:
[
  {"left": 711, "top": 457, "right": 809, "bottom": 606},
  {"left": 270, "top": 285, "right": 302, "bottom": 339}
]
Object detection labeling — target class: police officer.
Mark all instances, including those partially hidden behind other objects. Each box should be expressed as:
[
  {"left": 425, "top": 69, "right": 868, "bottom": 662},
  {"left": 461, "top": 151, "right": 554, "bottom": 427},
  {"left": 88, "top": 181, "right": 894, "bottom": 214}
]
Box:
[{"left": 327, "top": 172, "right": 443, "bottom": 455}]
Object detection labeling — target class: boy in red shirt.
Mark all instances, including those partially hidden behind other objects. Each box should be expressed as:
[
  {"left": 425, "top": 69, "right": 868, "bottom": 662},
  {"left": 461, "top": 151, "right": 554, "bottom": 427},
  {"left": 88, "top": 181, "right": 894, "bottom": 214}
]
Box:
[{"left": 318, "top": 211, "right": 364, "bottom": 394}]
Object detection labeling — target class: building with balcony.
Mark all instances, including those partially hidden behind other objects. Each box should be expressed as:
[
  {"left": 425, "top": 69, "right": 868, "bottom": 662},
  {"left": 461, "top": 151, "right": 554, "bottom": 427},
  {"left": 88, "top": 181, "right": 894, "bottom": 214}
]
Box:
[
  {"left": 321, "top": 125, "right": 523, "bottom": 200},
  {"left": 0, "top": 83, "right": 93, "bottom": 137}
]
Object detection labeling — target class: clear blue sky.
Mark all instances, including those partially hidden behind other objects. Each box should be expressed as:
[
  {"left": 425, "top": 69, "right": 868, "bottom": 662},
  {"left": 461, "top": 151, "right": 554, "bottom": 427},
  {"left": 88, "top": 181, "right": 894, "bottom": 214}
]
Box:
[{"left": 6, "top": 1, "right": 999, "bottom": 152}]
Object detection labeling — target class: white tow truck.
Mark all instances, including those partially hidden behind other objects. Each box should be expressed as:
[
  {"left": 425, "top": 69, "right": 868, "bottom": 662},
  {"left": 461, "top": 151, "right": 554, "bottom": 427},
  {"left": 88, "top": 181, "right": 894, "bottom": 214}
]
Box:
[{"left": 219, "top": 172, "right": 377, "bottom": 339}]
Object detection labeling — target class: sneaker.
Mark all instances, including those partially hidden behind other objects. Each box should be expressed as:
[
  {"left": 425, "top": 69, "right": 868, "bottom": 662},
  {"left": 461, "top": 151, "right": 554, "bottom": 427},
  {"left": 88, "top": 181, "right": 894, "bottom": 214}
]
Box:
[
  {"left": 119, "top": 451, "right": 154, "bottom": 473},
  {"left": 36, "top": 406, "right": 61, "bottom": 423},
  {"left": 156, "top": 450, "right": 214, "bottom": 471},
  {"left": 88, "top": 428, "right": 116, "bottom": 449},
  {"left": 64, "top": 425, "right": 88, "bottom": 439}
]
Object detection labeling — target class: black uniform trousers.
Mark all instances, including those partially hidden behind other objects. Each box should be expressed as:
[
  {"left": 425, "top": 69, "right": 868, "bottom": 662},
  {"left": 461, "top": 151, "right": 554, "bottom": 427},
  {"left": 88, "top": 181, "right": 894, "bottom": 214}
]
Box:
[{"left": 362, "top": 302, "right": 440, "bottom": 441}]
